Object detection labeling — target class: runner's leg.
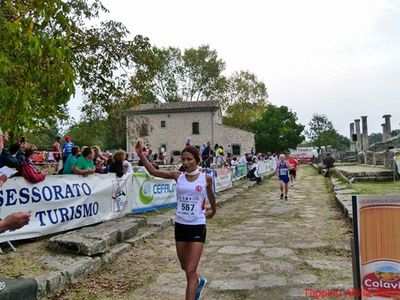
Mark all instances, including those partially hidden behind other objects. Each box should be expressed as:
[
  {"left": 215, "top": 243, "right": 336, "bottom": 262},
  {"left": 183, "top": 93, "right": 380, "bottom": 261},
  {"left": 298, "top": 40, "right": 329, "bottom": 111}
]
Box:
[{"left": 176, "top": 241, "right": 205, "bottom": 300}]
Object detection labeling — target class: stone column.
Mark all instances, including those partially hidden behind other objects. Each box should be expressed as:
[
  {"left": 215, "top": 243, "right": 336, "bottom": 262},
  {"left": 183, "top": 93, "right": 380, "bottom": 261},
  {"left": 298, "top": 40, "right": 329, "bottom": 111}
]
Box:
[
  {"left": 354, "top": 119, "right": 361, "bottom": 151},
  {"left": 382, "top": 123, "right": 387, "bottom": 141},
  {"left": 383, "top": 114, "right": 392, "bottom": 139},
  {"left": 361, "top": 116, "right": 369, "bottom": 150},
  {"left": 350, "top": 122, "right": 355, "bottom": 151}
]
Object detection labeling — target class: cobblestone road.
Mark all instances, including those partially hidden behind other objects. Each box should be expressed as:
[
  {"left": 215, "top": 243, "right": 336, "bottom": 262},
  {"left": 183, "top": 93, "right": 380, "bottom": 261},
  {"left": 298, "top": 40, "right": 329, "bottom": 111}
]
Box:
[{"left": 128, "top": 166, "right": 353, "bottom": 300}]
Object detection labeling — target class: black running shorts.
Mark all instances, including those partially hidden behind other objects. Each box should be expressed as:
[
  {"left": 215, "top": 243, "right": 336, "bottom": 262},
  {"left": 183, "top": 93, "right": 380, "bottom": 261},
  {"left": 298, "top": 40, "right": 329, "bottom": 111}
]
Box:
[
  {"left": 289, "top": 169, "right": 296, "bottom": 176},
  {"left": 175, "top": 222, "right": 206, "bottom": 243}
]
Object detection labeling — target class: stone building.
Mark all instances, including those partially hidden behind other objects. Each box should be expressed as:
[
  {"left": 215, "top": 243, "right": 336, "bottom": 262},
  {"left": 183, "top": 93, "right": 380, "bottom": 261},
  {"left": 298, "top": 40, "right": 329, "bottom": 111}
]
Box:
[{"left": 125, "top": 101, "right": 255, "bottom": 162}]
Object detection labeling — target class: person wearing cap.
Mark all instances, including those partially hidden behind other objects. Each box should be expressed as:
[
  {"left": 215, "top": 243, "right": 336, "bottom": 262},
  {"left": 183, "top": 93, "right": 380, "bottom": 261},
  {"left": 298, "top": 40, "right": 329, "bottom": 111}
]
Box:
[
  {"left": 323, "top": 152, "right": 354, "bottom": 191},
  {"left": 62, "top": 135, "right": 74, "bottom": 163}
]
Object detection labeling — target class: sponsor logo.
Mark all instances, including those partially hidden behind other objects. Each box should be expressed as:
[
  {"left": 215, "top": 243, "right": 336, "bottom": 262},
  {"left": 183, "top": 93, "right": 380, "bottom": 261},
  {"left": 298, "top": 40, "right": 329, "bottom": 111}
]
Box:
[
  {"left": 362, "top": 263, "right": 400, "bottom": 296},
  {"left": 139, "top": 180, "right": 154, "bottom": 205},
  {"left": 195, "top": 185, "right": 203, "bottom": 192}
]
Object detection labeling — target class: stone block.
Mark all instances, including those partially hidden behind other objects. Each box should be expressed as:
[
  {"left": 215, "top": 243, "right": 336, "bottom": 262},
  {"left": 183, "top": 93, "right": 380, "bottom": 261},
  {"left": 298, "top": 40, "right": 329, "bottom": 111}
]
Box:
[
  {"left": 62, "top": 257, "right": 102, "bottom": 282},
  {"left": 48, "top": 218, "right": 144, "bottom": 256},
  {"left": 146, "top": 216, "right": 173, "bottom": 228},
  {"left": 48, "top": 234, "right": 107, "bottom": 256},
  {"left": 101, "top": 243, "right": 131, "bottom": 264},
  {"left": 35, "top": 271, "right": 67, "bottom": 296}
]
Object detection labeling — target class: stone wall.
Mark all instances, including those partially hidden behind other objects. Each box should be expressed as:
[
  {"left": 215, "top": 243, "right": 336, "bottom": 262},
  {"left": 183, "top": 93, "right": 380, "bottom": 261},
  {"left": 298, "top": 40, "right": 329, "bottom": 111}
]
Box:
[
  {"left": 365, "top": 151, "right": 374, "bottom": 165},
  {"left": 368, "top": 133, "right": 400, "bottom": 152},
  {"left": 214, "top": 124, "right": 255, "bottom": 156},
  {"left": 335, "top": 151, "right": 357, "bottom": 163}
]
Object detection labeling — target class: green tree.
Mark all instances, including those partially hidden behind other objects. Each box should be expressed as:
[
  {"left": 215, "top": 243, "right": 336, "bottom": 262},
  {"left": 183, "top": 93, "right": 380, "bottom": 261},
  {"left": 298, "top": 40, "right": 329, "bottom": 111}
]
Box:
[
  {"left": 131, "top": 45, "right": 227, "bottom": 103},
  {"left": 24, "top": 127, "right": 61, "bottom": 151},
  {"left": 0, "top": 0, "right": 75, "bottom": 136},
  {"left": 0, "top": 0, "right": 151, "bottom": 136},
  {"left": 251, "top": 105, "right": 304, "bottom": 153},
  {"left": 369, "top": 129, "right": 400, "bottom": 145},
  {"left": 222, "top": 71, "right": 268, "bottom": 130},
  {"left": 182, "top": 45, "right": 227, "bottom": 101},
  {"left": 369, "top": 133, "right": 383, "bottom": 145},
  {"left": 65, "top": 114, "right": 126, "bottom": 151},
  {"left": 223, "top": 103, "right": 266, "bottom": 131},
  {"left": 306, "top": 114, "right": 350, "bottom": 150},
  {"left": 306, "top": 114, "right": 336, "bottom": 149}
]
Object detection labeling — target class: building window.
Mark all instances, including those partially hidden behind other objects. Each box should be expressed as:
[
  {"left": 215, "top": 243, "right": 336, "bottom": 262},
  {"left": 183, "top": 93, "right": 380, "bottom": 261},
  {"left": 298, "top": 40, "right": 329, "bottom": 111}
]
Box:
[
  {"left": 192, "top": 122, "right": 199, "bottom": 134},
  {"left": 232, "top": 144, "right": 241, "bottom": 156},
  {"left": 161, "top": 120, "right": 166, "bottom": 128}
]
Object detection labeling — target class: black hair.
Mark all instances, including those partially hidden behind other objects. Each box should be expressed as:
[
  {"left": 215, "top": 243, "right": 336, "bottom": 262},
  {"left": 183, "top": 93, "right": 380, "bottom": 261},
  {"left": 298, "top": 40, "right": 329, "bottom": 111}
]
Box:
[
  {"left": 81, "top": 147, "right": 92, "bottom": 157},
  {"left": 71, "top": 146, "right": 79, "bottom": 156},
  {"left": 181, "top": 146, "right": 200, "bottom": 164}
]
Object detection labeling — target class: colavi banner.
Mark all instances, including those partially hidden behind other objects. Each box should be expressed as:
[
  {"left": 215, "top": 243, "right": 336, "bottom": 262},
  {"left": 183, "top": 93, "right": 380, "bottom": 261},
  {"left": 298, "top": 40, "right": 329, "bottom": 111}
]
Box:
[
  {"left": 131, "top": 173, "right": 177, "bottom": 214},
  {"left": 353, "top": 195, "right": 400, "bottom": 299},
  {"left": 0, "top": 174, "right": 132, "bottom": 242}
]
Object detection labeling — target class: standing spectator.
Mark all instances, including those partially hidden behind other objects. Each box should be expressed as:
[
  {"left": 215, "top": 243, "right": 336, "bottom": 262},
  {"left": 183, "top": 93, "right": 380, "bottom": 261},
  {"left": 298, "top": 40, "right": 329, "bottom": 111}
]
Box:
[
  {"left": 201, "top": 141, "right": 212, "bottom": 168},
  {"left": 92, "top": 145, "right": 107, "bottom": 173},
  {"left": 52, "top": 136, "right": 62, "bottom": 162},
  {"left": 215, "top": 148, "right": 226, "bottom": 168},
  {"left": 185, "top": 137, "right": 192, "bottom": 147},
  {"left": 123, "top": 152, "right": 133, "bottom": 173},
  {"left": 239, "top": 153, "right": 250, "bottom": 165},
  {"left": 21, "top": 144, "right": 46, "bottom": 183},
  {"left": 72, "top": 147, "right": 95, "bottom": 176},
  {"left": 230, "top": 157, "right": 239, "bottom": 177},
  {"left": 62, "top": 135, "right": 74, "bottom": 163},
  {"left": 63, "top": 146, "right": 80, "bottom": 174},
  {"left": 109, "top": 150, "right": 126, "bottom": 178}
]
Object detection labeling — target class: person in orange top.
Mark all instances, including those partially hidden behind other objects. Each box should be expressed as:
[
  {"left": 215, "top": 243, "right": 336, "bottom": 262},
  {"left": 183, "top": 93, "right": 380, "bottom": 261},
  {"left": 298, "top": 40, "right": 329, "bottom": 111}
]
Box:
[{"left": 287, "top": 156, "right": 299, "bottom": 187}]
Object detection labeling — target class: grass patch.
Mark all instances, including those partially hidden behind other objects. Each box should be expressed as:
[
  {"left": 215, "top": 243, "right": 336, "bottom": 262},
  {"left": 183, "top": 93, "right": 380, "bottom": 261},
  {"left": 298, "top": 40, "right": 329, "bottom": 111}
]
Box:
[
  {"left": 0, "top": 239, "right": 55, "bottom": 277},
  {"left": 348, "top": 180, "right": 400, "bottom": 195}
]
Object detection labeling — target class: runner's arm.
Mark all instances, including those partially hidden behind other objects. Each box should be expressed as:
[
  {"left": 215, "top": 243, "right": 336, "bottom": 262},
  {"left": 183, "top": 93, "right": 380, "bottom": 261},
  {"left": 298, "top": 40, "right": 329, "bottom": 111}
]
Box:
[{"left": 205, "top": 175, "right": 216, "bottom": 219}]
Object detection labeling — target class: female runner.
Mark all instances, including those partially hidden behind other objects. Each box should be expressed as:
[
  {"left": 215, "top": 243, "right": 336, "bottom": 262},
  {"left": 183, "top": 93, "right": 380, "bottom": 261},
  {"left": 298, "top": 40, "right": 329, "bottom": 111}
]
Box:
[{"left": 135, "top": 141, "right": 216, "bottom": 300}]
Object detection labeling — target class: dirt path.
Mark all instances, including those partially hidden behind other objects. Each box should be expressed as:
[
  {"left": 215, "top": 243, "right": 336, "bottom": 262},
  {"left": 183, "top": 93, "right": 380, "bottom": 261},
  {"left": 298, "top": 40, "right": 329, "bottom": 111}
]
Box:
[{"left": 51, "top": 166, "right": 353, "bottom": 300}]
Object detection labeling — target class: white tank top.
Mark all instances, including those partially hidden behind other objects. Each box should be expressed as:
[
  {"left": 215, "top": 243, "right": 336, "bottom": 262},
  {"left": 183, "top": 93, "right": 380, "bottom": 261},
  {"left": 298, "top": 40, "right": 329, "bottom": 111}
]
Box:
[{"left": 175, "top": 172, "right": 207, "bottom": 225}]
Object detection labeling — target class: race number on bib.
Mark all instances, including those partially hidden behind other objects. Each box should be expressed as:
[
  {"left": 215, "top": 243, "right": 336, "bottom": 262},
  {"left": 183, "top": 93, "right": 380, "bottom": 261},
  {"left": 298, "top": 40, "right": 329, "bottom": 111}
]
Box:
[
  {"left": 280, "top": 168, "right": 288, "bottom": 176},
  {"left": 177, "top": 196, "right": 202, "bottom": 220}
]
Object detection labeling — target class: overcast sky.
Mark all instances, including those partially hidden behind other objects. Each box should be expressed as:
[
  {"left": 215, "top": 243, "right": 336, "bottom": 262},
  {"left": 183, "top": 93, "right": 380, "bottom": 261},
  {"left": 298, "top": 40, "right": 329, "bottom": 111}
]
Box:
[{"left": 69, "top": 0, "right": 400, "bottom": 137}]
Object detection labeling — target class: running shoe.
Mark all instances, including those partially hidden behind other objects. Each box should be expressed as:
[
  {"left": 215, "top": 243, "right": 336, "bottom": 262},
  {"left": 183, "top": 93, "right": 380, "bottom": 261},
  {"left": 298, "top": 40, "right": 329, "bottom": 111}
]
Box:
[
  {"left": 280, "top": 193, "right": 284, "bottom": 199},
  {"left": 284, "top": 195, "right": 288, "bottom": 200},
  {"left": 195, "top": 276, "right": 207, "bottom": 300},
  {"left": 348, "top": 178, "right": 355, "bottom": 184}
]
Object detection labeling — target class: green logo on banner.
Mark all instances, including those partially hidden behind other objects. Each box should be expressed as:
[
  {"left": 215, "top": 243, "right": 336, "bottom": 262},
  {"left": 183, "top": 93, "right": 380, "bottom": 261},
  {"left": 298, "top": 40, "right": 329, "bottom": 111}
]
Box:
[{"left": 139, "top": 180, "right": 154, "bottom": 205}]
